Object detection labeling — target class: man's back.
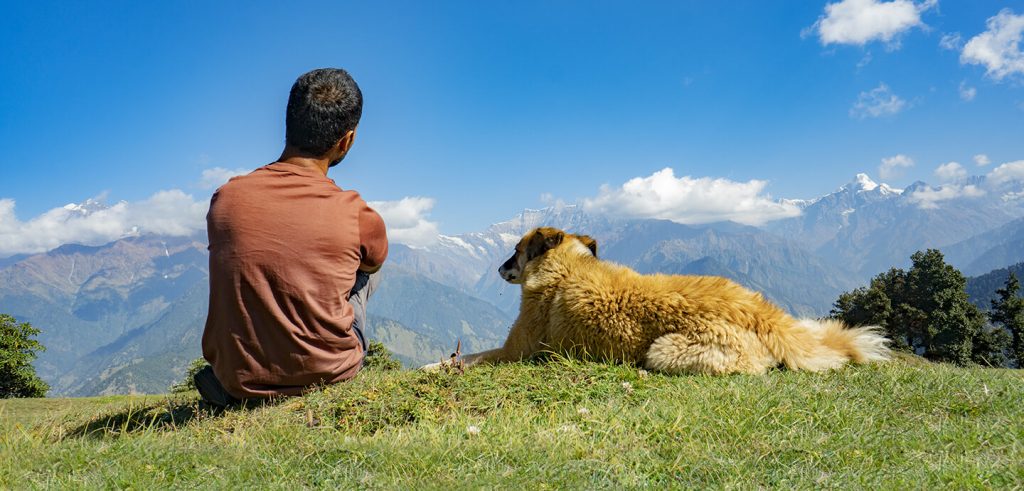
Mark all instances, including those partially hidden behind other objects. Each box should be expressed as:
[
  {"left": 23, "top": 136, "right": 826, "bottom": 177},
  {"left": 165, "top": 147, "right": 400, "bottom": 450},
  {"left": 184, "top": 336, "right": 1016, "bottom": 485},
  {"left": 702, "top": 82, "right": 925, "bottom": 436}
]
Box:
[{"left": 202, "top": 161, "right": 387, "bottom": 399}]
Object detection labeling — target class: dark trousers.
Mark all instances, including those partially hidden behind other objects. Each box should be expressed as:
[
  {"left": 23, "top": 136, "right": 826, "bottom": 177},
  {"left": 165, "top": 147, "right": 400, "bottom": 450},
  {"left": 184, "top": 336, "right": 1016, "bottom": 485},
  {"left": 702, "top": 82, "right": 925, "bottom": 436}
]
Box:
[{"left": 348, "top": 270, "right": 381, "bottom": 363}]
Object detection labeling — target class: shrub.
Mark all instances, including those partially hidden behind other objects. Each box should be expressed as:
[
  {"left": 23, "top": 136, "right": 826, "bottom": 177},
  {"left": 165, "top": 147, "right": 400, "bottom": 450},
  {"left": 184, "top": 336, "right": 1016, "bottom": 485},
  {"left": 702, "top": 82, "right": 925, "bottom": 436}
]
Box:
[{"left": 0, "top": 314, "right": 49, "bottom": 398}]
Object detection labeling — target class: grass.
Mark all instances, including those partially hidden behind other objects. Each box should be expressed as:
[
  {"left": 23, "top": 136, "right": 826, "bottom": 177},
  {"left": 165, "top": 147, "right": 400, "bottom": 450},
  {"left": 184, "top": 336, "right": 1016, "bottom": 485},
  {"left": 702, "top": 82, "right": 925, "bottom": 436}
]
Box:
[{"left": 1, "top": 356, "right": 1022, "bottom": 489}]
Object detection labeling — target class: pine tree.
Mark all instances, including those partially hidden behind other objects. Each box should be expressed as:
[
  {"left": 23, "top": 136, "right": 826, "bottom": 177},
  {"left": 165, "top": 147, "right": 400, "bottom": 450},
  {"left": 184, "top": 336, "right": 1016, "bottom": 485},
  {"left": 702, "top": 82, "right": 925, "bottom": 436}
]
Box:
[
  {"left": 0, "top": 314, "right": 49, "bottom": 398},
  {"left": 831, "top": 269, "right": 906, "bottom": 350},
  {"left": 990, "top": 272, "right": 1024, "bottom": 367},
  {"left": 831, "top": 249, "right": 1003, "bottom": 366}
]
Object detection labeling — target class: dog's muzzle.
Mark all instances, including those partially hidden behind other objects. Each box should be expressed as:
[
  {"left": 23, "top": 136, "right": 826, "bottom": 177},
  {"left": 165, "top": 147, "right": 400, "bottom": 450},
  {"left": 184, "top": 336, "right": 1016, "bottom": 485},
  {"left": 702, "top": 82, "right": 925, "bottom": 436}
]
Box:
[
  {"left": 498, "top": 256, "right": 519, "bottom": 282},
  {"left": 498, "top": 265, "right": 517, "bottom": 282}
]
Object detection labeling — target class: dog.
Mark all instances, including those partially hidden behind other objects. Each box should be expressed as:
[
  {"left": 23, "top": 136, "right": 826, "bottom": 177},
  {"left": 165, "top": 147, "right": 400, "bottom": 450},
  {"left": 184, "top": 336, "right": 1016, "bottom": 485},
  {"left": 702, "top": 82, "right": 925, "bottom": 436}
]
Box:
[{"left": 423, "top": 227, "right": 890, "bottom": 375}]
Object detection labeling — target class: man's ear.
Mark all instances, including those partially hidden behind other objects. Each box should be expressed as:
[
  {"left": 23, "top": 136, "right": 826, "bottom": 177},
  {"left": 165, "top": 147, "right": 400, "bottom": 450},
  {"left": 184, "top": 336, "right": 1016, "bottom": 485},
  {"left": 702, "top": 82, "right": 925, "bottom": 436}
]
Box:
[
  {"left": 578, "top": 235, "right": 598, "bottom": 257},
  {"left": 526, "top": 228, "right": 564, "bottom": 260},
  {"left": 339, "top": 128, "right": 357, "bottom": 153}
]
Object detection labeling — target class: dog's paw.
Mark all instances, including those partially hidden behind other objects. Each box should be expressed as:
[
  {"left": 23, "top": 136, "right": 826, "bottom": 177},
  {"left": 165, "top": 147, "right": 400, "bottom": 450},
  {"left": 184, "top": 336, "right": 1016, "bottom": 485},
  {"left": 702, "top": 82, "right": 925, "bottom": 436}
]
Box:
[{"left": 420, "top": 361, "right": 444, "bottom": 372}]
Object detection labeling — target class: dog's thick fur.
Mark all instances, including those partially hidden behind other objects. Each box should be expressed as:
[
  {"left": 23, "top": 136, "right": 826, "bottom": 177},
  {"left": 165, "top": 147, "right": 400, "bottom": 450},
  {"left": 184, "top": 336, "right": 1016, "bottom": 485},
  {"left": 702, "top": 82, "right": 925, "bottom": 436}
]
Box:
[{"left": 427, "top": 227, "right": 890, "bottom": 375}]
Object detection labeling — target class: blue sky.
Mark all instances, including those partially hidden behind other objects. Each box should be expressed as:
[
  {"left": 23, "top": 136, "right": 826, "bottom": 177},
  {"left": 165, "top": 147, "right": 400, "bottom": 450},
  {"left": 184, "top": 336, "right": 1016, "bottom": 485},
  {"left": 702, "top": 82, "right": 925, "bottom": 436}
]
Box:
[{"left": 1, "top": 1, "right": 1023, "bottom": 253}]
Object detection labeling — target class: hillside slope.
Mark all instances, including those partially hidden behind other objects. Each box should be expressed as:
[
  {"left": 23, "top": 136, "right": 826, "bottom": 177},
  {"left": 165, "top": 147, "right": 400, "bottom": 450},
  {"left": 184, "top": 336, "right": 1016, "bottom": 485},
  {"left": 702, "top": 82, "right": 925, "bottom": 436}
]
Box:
[
  {"left": 2, "top": 359, "right": 1021, "bottom": 488},
  {"left": 53, "top": 265, "right": 511, "bottom": 395},
  {"left": 945, "top": 218, "right": 1024, "bottom": 276},
  {"left": 967, "top": 262, "right": 1024, "bottom": 310}
]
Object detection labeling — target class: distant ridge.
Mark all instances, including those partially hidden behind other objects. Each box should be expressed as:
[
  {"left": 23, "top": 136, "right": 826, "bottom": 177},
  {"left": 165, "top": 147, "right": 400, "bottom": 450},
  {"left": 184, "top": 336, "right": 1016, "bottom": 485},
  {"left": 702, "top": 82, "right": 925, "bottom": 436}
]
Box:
[{"left": 3, "top": 171, "right": 1024, "bottom": 396}]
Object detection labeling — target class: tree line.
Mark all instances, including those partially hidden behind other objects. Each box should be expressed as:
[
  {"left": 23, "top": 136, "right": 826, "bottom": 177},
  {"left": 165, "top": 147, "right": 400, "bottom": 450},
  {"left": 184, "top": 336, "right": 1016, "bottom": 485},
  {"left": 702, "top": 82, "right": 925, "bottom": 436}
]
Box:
[{"left": 831, "top": 249, "right": 1024, "bottom": 368}]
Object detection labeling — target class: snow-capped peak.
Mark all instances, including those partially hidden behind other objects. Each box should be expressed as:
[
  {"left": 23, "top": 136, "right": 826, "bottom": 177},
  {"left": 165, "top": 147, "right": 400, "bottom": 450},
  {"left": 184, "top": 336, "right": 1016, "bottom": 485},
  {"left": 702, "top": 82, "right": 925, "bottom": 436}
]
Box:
[
  {"left": 780, "top": 197, "right": 817, "bottom": 209},
  {"left": 62, "top": 198, "right": 110, "bottom": 216},
  {"left": 878, "top": 183, "right": 903, "bottom": 195},
  {"left": 834, "top": 174, "right": 903, "bottom": 196},
  {"left": 848, "top": 173, "right": 878, "bottom": 192}
]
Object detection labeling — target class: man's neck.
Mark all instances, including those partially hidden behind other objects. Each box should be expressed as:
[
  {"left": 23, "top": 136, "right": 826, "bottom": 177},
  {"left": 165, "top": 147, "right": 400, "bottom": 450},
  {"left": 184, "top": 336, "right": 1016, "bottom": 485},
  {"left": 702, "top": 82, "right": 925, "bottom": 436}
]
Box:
[{"left": 277, "top": 147, "right": 331, "bottom": 176}]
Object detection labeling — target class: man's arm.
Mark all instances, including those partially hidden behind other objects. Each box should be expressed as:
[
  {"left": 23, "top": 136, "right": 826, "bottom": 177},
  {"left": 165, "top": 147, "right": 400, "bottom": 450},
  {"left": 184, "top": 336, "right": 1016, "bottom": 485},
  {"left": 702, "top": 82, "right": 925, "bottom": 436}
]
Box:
[{"left": 358, "top": 203, "right": 388, "bottom": 273}]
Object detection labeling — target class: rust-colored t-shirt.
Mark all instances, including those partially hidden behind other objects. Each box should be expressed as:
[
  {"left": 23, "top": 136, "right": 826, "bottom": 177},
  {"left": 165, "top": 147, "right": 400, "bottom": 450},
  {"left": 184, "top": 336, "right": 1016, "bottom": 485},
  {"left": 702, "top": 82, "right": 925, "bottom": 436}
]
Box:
[{"left": 201, "top": 161, "right": 388, "bottom": 399}]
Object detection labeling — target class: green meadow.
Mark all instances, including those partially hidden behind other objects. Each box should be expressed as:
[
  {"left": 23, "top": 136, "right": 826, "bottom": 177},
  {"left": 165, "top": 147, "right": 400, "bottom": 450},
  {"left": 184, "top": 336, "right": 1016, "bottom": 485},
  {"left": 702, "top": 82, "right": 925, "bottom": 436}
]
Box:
[{"left": 2, "top": 356, "right": 1022, "bottom": 489}]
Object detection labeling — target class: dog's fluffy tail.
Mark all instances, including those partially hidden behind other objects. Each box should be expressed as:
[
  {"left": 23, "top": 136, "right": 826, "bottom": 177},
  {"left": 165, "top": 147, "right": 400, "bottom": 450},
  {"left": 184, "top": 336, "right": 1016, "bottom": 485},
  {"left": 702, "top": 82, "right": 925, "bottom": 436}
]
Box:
[{"left": 766, "top": 318, "right": 891, "bottom": 372}]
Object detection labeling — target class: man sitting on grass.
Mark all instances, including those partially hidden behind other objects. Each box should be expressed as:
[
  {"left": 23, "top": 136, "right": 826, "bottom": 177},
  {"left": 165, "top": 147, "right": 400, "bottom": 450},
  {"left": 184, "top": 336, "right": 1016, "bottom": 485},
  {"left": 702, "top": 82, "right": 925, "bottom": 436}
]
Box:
[{"left": 195, "top": 68, "right": 388, "bottom": 407}]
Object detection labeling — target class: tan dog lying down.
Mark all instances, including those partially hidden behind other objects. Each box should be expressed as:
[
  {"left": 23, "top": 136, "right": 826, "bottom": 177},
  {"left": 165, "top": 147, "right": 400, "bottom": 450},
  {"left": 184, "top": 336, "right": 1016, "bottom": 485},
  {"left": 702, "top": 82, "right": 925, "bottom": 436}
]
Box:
[{"left": 424, "top": 227, "right": 890, "bottom": 375}]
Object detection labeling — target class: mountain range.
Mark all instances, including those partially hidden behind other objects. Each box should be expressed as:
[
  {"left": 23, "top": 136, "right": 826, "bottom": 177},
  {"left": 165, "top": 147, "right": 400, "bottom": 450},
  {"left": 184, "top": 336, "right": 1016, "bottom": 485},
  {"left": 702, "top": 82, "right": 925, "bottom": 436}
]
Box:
[{"left": 3, "top": 172, "right": 1024, "bottom": 396}]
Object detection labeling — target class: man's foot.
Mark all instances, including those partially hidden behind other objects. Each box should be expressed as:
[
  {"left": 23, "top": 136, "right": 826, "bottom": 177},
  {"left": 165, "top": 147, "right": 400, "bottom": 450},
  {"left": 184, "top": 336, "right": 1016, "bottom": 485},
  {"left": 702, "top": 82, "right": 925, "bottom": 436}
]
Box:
[{"left": 193, "top": 365, "right": 241, "bottom": 408}]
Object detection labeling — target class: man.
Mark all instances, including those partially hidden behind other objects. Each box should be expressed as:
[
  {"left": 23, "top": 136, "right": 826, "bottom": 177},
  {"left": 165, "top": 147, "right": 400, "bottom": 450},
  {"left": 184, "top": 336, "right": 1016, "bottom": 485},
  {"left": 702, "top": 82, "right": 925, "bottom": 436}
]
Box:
[{"left": 195, "top": 68, "right": 388, "bottom": 407}]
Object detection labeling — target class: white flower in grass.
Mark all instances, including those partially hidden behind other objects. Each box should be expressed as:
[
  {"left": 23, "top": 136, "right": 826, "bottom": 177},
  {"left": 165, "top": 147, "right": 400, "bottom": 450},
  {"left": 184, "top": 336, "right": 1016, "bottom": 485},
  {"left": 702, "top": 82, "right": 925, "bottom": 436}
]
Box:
[
  {"left": 466, "top": 425, "right": 481, "bottom": 436},
  {"left": 622, "top": 382, "right": 634, "bottom": 392},
  {"left": 638, "top": 369, "right": 649, "bottom": 378},
  {"left": 577, "top": 407, "right": 590, "bottom": 416}
]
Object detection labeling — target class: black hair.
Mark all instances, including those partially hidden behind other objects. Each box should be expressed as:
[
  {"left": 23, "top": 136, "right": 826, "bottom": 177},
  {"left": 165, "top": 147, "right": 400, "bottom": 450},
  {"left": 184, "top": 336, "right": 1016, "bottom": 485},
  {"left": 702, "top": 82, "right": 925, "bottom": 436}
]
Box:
[{"left": 285, "top": 68, "right": 363, "bottom": 156}]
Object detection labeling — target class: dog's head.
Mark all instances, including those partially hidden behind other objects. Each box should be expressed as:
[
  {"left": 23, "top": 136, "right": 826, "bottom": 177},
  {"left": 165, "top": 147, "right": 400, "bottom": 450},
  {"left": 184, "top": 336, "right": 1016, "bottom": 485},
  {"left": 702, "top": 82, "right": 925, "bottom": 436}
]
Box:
[{"left": 498, "top": 227, "right": 598, "bottom": 284}]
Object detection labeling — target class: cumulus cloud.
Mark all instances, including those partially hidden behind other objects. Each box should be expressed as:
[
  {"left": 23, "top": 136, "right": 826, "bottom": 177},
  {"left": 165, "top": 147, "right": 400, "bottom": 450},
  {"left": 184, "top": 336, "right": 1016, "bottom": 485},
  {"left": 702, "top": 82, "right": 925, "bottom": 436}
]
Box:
[
  {"left": 0, "top": 190, "right": 208, "bottom": 257},
  {"left": 958, "top": 81, "right": 977, "bottom": 101},
  {"left": 1, "top": 167, "right": 445, "bottom": 254},
  {"left": 934, "top": 161, "right": 967, "bottom": 182},
  {"left": 988, "top": 160, "right": 1024, "bottom": 184},
  {"left": 809, "top": 0, "right": 936, "bottom": 47},
  {"left": 961, "top": 9, "right": 1024, "bottom": 81},
  {"left": 851, "top": 83, "right": 907, "bottom": 118},
  {"left": 909, "top": 184, "right": 986, "bottom": 209},
  {"left": 198, "top": 167, "right": 250, "bottom": 190},
  {"left": 367, "top": 197, "right": 441, "bottom": 248},
  {"left": 974, "top": 154, "right": 991, "bottom": 166},
  {"left": 879, "top": 154, "right": 915, "bottom": 179},
  {"left": 579, "top": 168, "right": 800, "bottom": 226}
]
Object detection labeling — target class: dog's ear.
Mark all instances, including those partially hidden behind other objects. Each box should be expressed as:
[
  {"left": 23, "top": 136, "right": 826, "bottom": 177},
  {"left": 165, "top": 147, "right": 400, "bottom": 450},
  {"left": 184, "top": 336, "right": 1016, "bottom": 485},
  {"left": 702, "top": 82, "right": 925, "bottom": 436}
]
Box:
[
  {"left": 526, "top": 228, "right": 564, "bottom": 260},
  {"left": 578, "top": 235, "right": 598, "bottom": 258}
]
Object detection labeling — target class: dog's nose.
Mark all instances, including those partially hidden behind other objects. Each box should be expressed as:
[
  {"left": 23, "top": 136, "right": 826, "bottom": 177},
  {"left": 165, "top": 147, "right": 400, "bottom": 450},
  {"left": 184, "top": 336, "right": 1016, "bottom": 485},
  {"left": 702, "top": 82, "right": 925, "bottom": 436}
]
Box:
[{"left": 499, "top": 267, "right": 517, "bottom": 282}]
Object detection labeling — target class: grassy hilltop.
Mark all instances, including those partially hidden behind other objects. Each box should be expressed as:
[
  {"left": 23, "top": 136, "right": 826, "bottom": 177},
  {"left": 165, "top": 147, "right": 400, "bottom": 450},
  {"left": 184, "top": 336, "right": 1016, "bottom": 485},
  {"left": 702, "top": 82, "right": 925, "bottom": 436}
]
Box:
[{"left": 1, "top": 357, "right": 1022, "bottom": 489}]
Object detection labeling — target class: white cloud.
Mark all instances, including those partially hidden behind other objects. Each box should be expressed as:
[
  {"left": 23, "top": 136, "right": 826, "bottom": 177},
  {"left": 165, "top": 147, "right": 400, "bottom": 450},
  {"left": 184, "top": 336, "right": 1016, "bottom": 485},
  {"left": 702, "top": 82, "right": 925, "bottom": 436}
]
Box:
[
  {"left": 961, "top": 9, "right": 1024, "bottom": 81},
  {"left": 958, "top": 81, "right": 977, "bottom": 101},
  {"left": 909, "top": 184, "right": 986, "bottom": 209},
  {"left": 1003, "top": 190, "right": 1024, "bottom": 202},
  {"left": 198, "top": 167, "right": 250, "bottom": 190},
  {"left": 579, "top": 168, "right": 801, "bottom": 226},
  {"left": 879, "top": 154, "right": 915, "bottom": 179},
  {"left": 988, "top": 160, "right": 1024, "bottom": 184},
  {"left": 856, "top": 51, "right": 874, "bottom": 69},
  {"left": 973, "top": 154, "right": 991, "bottom": 166},
  {"left": 0, "top": 164, "right": 445, "bottom": 255},
  {"left": 940, "top": 32, "right": 963, "bottom": 51},
  {"left": 851, "top": 83, "right": 907, "bottom": 118},
  {"left": 810, "top": 0, "right": 936, "bottom": 47},
  {"left": 367, "top": 197, "right": 441, "bottom": 247},
  {"left": 934, "top": 161, "right": 967, "bottom": 182},
  {"left": 126, "top": 190, "right": 208, "bottom": 236},
  {"left": 0, "top": 190, "right": 207, "bottom": 257}
]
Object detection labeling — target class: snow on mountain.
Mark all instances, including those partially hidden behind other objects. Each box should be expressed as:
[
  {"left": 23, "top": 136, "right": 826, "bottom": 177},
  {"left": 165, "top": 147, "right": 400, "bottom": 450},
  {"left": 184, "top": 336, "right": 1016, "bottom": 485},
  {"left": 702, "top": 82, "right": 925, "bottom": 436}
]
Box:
[
  {"left": 61, "top": 197, "right": 116, "bottom": 216},
  {"left": 389, "top": 205, "right": 616, "bottom": 290},
  {"left": 846, "top": 173, "right": 878, "bottom": 192},
  {"left": 770, "top": 173, "right": 1024, "bottom": 278}
]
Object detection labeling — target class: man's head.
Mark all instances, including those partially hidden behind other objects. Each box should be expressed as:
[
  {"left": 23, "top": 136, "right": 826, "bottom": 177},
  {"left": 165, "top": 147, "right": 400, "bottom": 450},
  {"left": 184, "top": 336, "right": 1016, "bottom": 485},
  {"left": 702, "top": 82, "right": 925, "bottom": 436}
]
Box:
[{"left": 285, "top": 68, "right": 363, "bottom": 167}]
